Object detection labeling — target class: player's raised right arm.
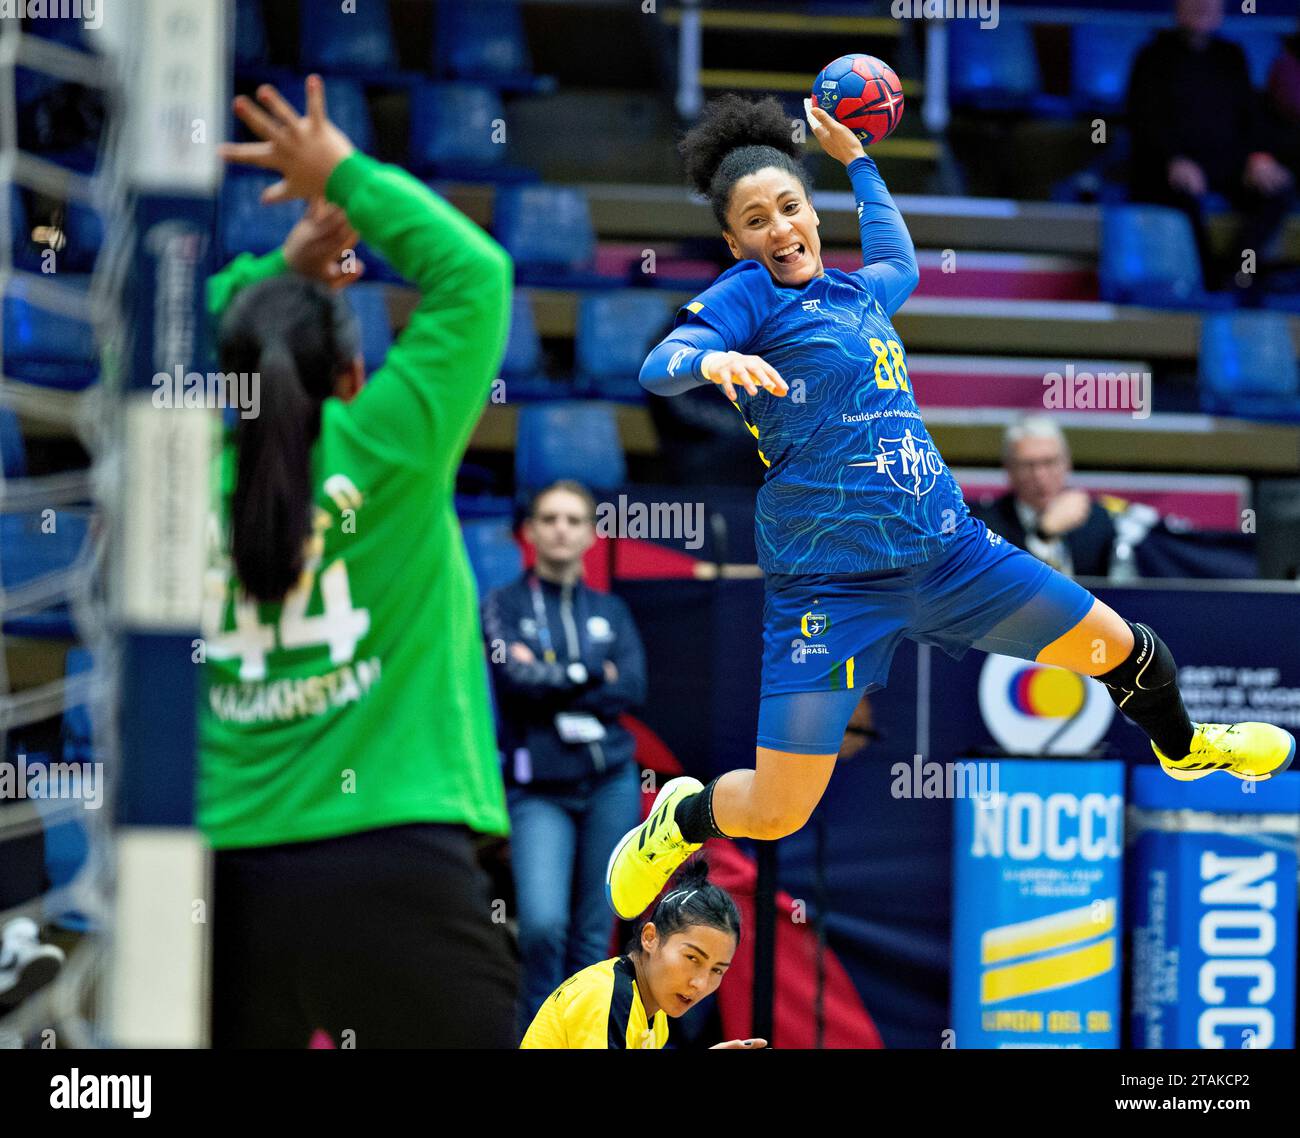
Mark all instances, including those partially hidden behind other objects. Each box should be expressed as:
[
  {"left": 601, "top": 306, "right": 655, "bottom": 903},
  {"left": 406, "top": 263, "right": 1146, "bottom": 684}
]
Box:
[{"left": 805, "top": 101, "right": 918, "bottom": 316}]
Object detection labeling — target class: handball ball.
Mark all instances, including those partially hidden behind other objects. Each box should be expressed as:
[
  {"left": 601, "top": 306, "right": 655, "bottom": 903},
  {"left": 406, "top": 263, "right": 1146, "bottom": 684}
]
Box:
[{"left": 811, "top": 54, "right": 904, "bottom": 146}]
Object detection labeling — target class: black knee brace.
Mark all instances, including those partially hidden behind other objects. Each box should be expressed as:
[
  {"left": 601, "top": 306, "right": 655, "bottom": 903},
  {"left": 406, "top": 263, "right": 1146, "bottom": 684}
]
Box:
[{"left": 1096, "top": 620, "right": 1177, "bottom": 704}]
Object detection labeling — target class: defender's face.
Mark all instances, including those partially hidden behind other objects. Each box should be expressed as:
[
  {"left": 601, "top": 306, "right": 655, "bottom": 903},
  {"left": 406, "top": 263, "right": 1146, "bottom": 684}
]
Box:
[
  {"left": 724, "top": 168, "right": 823, "bottom": 288},
  {"left": 641, "top": 924, "right": 736, "bottom": 1018}
]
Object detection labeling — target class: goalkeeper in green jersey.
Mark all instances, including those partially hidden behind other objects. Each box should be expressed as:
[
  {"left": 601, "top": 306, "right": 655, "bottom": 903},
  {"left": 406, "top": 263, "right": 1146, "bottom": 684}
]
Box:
[{"left": 201, "top": 75, "right": 516, "bottom": 1048}]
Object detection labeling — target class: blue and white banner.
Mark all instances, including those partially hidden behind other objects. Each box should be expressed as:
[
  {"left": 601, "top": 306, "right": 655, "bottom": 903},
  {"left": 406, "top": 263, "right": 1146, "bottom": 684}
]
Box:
[
  {"left": 952, "top": 759, "right": 1124, "bottom": 1048},
  {"left": 1129, "top": 768, "right": 1300, "bottom": 1050}
]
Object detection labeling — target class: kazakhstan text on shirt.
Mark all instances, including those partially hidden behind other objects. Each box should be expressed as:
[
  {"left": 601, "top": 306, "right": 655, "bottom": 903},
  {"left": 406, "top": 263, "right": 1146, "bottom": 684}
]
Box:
[{"left": 207, "top": 657, "right": 382, "bottom": 725}]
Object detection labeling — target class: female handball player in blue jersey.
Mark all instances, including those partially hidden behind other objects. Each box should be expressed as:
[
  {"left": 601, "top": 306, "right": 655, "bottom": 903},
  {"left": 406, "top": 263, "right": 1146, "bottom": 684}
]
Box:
[{"left": 605, "top": 94, "right": 1296, "bottom": 920}]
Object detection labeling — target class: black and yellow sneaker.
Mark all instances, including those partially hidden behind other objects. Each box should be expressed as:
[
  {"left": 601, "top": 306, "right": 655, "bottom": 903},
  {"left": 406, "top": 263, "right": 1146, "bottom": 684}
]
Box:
[
  {"left": 1152, "top": 722, "right": 1296, "bottom": 782},
  {"left": 605, "top": 776, "right": 704, "bottom": 920}
]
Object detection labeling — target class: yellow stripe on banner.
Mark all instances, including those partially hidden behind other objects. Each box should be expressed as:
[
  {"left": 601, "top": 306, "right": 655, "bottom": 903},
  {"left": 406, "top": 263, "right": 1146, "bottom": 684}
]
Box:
[
  {"left": 981, "top": 899, "right": 1116, "bottom": 965},
  {"left": 981, "top": 938, "right": 1115, "bottom": 1004},
  {"left": 846, "top": 656, "right": 855, "bottom": 688}
]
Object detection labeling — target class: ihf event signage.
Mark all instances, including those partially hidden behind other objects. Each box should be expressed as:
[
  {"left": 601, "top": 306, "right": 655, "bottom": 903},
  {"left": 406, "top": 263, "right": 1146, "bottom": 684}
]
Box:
[
  {"left": 1129, "top": 769, "right": 1299, "bottom": 1049},
  {"left": 952, "top": 759, "right": 1124, "bottom": 1048}
]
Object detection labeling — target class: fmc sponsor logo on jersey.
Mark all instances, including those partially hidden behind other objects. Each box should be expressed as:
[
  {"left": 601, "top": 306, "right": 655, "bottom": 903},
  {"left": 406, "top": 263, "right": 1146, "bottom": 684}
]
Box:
[
  {"left": 952, "top": 759, "right": 1124, "bottom": 1047},
  {"left": 849, "top": 428, "right": 944, "bottom": 499}
]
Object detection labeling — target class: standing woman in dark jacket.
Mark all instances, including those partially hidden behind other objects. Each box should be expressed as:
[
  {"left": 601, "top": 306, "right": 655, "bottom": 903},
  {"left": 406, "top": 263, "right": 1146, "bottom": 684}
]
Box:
[{"left": 481, "top": 481, "right": 647, "bottom": 1034}]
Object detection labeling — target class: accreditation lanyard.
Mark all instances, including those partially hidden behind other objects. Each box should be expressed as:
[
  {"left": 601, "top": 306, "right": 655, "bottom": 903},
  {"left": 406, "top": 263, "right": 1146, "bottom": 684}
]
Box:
[{"left": 528, "top": 576, "right": 558, "bottom": 664}]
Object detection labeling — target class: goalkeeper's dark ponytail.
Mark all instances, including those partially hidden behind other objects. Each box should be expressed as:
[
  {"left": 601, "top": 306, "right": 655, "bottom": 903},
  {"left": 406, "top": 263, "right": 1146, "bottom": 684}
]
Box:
[{"left": 218, "top": 276, "right": 358, "bottom": 602}]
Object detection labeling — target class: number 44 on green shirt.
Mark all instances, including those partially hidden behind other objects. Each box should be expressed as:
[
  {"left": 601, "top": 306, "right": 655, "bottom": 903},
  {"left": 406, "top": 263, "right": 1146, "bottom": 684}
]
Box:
[{"left": 198, "top": 152, "right": 512, "bottom": 850}]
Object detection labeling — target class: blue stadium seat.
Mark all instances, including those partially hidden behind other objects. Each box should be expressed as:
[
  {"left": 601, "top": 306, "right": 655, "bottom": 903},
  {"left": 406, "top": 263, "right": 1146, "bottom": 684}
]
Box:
[
  {"left": 344, "top": 283, "right": 392, "bottom": 373},
  {"left": 410, "top": 82, "right": 504, "bottom": 175},
  {"left": 434, "top": 0, "right": 536, "bottom": 91},
  {"left": 12, "top": 743, "right": 93, "bottom": 932},
  {"left": 16, "top": 68, "right": 102, "bottom": 174},
  {"left": 220, "top": 169, "right": 304, "bottom": 260},
  {"left": 409, "top": 82, "right": 536, "bottom": 183},
  {"left": 462, "top": 518, "right": 524, "bottom": 596},
  {"left": 1199, "top": 311, "right": 1300, "bottom": 422},
  {"left": 455, "top": 493, "right": 514, "bottom": 520},
  {"left": 515, "top": 402, "right": 627, "bottom": 492},
  {"left": 495, "top": 185, "right": 607, "bottom": 287},
  {"left": 502, "top": 291, "right": 542, "bottom": 380},
  {"left": 1, "top": 406, "right": 26, "bottom": 479},
  {"left": 0, "top": 509, "right": 91, "bottom": 637},
  {"left": 23, "top": 14, "right": 87, "bottom": 49},
  {"left": 57, "top": 198, "right": 105, "bottom": 274},
  {"left": 63, "top": 647, "right": 96, "bottom": 765},
  {"left": 497, "top": 290, "right": 564, "bottom": 400},
  {"left": 949, "top": 22, "right": 1046, "bottom": 111},
  {"left": 1220, "top": 25, "right": 1281, "bottom": 88},
  {"left": 46, "top": 648, "right": 95, "bottom": 930},
  {"left": 9, "top": 189, "right": 101, "bottom": 273},
  {"left": 1071, "top": 25, "right": 1151, "bottom": 111},
  {"left": 9, "top": 185, "right": 29, "bottom": 266},
  {"left": 1099, "top": 205, "right": 1226, "bottom": 309},
  {"left": 234, "top": 0, "right": 268, "bottom": 68},
  {"left": 575, "top": 291, "right": 671, "bottom": 402},
  {"left": 299, "top": 0, "right": 397, "bottom": 74},
  {"left": 279, "top": 77, "right": 374, "bottom": 154},
  {"left": 2, "top": 277, "right": 98, "bottom": 390}
]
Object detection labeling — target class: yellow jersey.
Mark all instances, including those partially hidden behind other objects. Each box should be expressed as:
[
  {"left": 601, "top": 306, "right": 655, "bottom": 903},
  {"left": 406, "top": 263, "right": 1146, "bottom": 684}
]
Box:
[{"left": 520, "top": 956, "right": 669, "bottom": 1049}]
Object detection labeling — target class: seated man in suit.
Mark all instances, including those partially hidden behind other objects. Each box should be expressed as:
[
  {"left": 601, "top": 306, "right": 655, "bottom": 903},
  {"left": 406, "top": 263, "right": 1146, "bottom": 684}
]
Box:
[{"left": 971, "top": 416, "right": 1117, "bottom": 579}]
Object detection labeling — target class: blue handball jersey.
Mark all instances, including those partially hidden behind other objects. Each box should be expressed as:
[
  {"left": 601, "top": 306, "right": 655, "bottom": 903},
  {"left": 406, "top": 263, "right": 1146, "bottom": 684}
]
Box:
[{"left": 674, "top": 259, "right": 969, "bottom": 574}]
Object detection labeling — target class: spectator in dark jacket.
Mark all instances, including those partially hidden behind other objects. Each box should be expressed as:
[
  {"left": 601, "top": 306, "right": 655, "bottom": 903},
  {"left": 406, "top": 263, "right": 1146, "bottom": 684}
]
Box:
[
  {"left": 1126, "top": 0, "right": 1293, "bottom": 292},
  {"left": 1267, "top": 22, "right": 1300, "bottom": 179},
  {"left": 970, "top": 417, "right": 1116, "bottom": 579},
  {"left": 481, "top": 480, "right": 646, "bottom": 1035}
]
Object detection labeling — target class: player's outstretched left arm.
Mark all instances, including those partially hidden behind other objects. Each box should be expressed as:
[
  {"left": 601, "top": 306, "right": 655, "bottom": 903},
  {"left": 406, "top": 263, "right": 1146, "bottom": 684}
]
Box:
[
  {"left": 640, "top": 326, "right": 788, "bottom": 402},
  {"left": 805, "top": 100, "right": 918, "bottom": 316}
]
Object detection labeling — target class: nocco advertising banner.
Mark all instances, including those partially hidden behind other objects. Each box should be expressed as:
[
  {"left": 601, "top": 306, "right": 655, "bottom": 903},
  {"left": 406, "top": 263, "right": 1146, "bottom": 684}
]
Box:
[
  {"left": 952, "top": 759, "right": 1124, "bottom": 1048},
  {"left": 1129, "top": 768, "right": 1299, "bottom": 1050}
]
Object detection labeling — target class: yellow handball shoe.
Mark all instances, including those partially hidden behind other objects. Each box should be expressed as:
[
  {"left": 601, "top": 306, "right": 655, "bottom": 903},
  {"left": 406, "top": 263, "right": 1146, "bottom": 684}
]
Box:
[
  {"left": 1153, "top": 722, "right": 1297, "bottom": 782},
  {"left": 606, "top": 775, "right": 704, "bottom": 920}
]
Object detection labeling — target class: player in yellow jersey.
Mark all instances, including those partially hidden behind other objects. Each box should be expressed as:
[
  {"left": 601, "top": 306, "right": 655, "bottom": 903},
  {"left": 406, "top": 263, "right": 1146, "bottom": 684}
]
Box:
[{"left": 521, "top": 859, "right": 765, "bottom": 1049}]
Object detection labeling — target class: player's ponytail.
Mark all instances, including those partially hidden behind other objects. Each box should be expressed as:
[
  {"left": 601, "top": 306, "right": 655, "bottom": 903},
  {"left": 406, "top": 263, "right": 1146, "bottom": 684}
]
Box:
[
  {"left": 218, "top": 276, "right": 359, "bottom": 602},
  {"left": 679, "top": 93, "right": 812, "bottom": 229},
  {"left": 629, "top": 856, "right": 742, "bottom": 953}
]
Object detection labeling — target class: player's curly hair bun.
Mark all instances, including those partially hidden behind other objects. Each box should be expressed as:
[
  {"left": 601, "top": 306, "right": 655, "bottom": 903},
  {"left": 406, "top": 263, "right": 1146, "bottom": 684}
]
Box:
[{"left": 679, "top": 94, "right": 812, "bottom": 229}]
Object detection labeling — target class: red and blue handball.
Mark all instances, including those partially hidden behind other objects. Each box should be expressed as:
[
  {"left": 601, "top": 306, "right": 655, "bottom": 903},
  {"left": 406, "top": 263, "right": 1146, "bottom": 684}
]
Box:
[{"left": 811, "top": 54, "right": 905, "bottom": 146}]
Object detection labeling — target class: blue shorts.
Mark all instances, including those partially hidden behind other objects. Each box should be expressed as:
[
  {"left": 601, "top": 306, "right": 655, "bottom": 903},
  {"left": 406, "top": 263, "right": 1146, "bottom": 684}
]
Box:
[{"left": 757, "top": 515, "right": 1096, "bottom": 754}]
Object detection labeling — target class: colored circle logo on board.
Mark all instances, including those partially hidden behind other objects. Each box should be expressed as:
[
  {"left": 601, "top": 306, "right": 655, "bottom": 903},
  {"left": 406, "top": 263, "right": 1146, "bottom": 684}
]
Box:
[{"left": 979, "top": 655, "right": 1114, "bottom": 755}]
